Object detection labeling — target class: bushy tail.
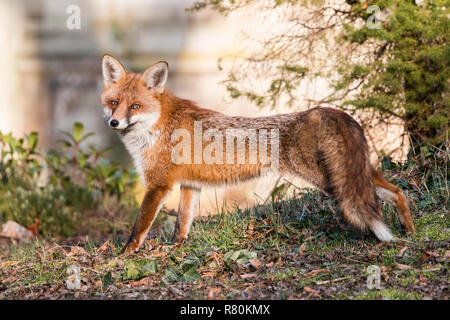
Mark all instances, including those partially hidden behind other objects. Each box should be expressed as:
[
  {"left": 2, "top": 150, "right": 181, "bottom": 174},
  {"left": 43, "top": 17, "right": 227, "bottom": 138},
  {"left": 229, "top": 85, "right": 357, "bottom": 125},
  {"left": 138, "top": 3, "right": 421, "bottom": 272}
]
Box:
[{"left": 318, "top": 110, "right": 393, "bottom": 241}]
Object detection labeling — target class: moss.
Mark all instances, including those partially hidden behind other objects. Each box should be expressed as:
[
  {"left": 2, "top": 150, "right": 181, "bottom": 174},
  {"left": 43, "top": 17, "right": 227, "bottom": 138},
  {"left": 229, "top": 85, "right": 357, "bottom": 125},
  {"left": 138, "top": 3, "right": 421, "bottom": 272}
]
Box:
[
  {"left": 383, "top": 248, "right": 400, "bottom": 266},
  {"left": 413, "top": 213, "right": 450, "bottom": 241},
  {"left": 270, "top": 268, "right": 298, "bottom": 281},
  {"left": 356, "top": 288, "right": 421, "bottom": 300},
  {"left": 398, "top": 270, "right": 417, "bottom": 287}
]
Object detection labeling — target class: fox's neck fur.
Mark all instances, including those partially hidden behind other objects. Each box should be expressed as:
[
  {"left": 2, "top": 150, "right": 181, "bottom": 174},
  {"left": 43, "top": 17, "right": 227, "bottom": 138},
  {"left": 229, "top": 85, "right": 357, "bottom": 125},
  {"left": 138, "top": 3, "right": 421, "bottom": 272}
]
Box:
[
  {"left": 120, "top": 120, "right": 160, "bottom": 184},
  {"left": 119, "top": 91, "right": 213, "bottom": 185}
]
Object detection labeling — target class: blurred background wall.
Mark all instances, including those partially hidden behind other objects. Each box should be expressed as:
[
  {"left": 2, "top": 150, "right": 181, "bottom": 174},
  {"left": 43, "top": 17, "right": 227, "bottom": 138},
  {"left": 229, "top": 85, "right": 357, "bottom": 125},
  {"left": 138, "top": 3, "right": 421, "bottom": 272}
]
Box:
[{"left": 0, "top": 0, "right": 409, "bottom": 213}]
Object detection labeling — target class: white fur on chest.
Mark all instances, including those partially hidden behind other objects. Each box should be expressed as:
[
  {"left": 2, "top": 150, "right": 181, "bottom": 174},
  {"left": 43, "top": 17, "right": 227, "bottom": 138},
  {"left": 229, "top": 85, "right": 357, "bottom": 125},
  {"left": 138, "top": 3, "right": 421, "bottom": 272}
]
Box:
[{"left": 120, "top": 113, "right": 161, "bottom": 186}]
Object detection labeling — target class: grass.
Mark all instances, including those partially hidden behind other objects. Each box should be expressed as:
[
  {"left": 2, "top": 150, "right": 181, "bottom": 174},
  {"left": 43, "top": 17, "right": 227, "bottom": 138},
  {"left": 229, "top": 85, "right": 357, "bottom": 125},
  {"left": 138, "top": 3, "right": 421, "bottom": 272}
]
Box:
[{"left": 0, "top": 151, "right": 448, "bottom": 299}]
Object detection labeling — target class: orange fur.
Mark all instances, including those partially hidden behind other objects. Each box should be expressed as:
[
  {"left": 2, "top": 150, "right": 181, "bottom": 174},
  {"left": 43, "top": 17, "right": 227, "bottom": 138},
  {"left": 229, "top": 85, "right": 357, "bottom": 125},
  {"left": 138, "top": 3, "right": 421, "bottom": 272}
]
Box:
[{"left": 372, "top": 168, "right": 415, "bottom": 233}]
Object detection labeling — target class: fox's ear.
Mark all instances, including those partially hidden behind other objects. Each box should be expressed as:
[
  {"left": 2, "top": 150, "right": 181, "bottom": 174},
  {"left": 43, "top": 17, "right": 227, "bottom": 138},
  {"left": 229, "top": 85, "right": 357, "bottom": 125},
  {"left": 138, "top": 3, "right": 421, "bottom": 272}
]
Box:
[
  {"left": 142, "top": 61, "right": 168, "bottom": 93},
  {"left": 102, "top": 54, "right": 125, "bottom": 88}
]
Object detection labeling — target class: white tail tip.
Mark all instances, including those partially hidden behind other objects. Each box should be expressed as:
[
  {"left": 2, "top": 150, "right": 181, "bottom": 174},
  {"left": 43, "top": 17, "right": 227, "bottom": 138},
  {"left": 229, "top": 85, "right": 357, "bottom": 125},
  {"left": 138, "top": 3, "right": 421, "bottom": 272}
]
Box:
[{"left": 370, "top": 221, "right": 394, "bottom": 242}]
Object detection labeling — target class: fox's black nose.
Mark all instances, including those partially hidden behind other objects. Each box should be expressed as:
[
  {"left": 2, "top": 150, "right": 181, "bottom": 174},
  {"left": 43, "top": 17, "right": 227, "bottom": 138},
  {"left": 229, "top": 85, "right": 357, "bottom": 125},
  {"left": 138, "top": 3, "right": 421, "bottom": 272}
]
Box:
[{"left": 110, "top": 119, "right": 119, "bottom": 128}]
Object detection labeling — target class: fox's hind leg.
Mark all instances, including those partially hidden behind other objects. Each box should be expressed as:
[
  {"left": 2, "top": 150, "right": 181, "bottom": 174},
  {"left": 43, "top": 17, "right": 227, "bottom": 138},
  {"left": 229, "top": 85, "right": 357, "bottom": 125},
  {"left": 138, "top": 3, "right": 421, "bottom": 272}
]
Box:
[
  {"left": 171, "top": 185, "right": 201, "bottom": 245},
  {"left": 310, "top": 108, "right": 394, "bottom": 241},
  {"left": 312, "top": 146, "right": 395, "bottom": 242},
  {"left": 372, "top": 168, "right": 415, "bottom": 234}
]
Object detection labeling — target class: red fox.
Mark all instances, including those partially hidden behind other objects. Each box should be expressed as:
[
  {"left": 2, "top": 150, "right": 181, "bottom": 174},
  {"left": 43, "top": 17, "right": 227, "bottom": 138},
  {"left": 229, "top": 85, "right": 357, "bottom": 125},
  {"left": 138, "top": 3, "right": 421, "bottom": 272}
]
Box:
[{"left": 100, "top": 54, "right": 415, "bottom": 254}]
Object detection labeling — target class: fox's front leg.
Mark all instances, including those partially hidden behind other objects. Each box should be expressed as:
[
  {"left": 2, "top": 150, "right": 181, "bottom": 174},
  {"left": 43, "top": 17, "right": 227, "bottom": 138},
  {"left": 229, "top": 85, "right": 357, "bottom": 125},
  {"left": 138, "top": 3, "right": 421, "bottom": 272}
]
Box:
[
  {"left": 172, "top": 185, "right": 201, "bottom": 245},
  {"left": 122, "top": 186, "right": 170, "bottom": 254}
]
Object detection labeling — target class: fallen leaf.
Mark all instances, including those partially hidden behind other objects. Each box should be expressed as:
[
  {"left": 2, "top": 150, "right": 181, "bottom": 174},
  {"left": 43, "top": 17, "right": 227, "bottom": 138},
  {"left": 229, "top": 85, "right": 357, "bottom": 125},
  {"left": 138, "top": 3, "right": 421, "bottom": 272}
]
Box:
[
  {"left": 240, "top": 273, "right": 257, "bottom": 279},
  {"left": 275, "top": 257, "right": 283, "bottom": 266},
  {"left": 224, "top": 249, "right": 257, "bottom": 265},
  {"left": 444, "top": 250, "right": 450, "bottom": 260},
  {"left": 129, "top": 277, "right": 153, "bottom": 287},
  {"left": 96, "top": 240, "right": 111, "bottom": 253},
  {"left": 426, "top": 251, "right": 439, "bottom": 257},
  {"left": 201, "top": 271, "right": 217, "bottom": 279},
  {"left": 1, "top": 260, "right": 19, "bottom": 268},
  {"left": 67, "top": 246, "right": 88, "bottom": 257},
  {"left": 298, "top": 243, "right": 307, "bottom": 255},
  {"left": 376, "top": 242, "right": 386, "bottom": 249},
  {"left": 245, "top": 220, "right": 255, "bottom": 239},
  {"left": 181, "top": 263, "right": 201, "bottom": 282},
  {"left": 263, "top": 228, "right": 274, "bottom": 237},
  {"left": 207, "top": 287, "right": 221, "bottom": 300},
  {"left": 416, "top": 274, "right": 428, "bottom": 285},
  {"left": 396, "top": 263, "right": 412, "bottom": 270},
  {"left": 36, "top": 251, "right": 44, "bottom": 261},
  {"left": 397, "top": 246, "right": 408, "bottom": 257},
  {"left": 380, "top": 266, "right": 391, "bottom": 273},
  {"left": 163, "top": 267, "right": 179, "bottom": 282},
  {"left": 315, "top": 276, "right": 351, "bottom": 285},
  {"left": 93, "top": 280, "right": 102, "bottom": 288},
  {"left": 123, "top": 260, "right": 141, "bottom": 280},
  {"left": 1, "top": 276, "right": 19, "bottom": 284},
  {"left": 304, "top": 286, "right": 320, "bottom": 295},
  {"left": 249, "top": 258, "right": 261, "bottom": 270},
  {"left": 150, "top": 247, "right": 168, "bottom": 258},
  {"left": 142, "top": 260, "right": 158, "bottom": 275},
  {"left": 303, "top": 269, "right": 330, "bottom": 277}
]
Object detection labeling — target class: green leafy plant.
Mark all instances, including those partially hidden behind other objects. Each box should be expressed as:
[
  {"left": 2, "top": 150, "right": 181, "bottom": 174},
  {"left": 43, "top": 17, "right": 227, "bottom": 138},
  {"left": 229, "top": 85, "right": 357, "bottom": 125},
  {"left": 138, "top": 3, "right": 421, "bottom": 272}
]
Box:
[
  {"left": 0, "top": 123, "right": 139, "bottom": 237},
  {"left": 122, "top": 259, "right": 158, "bottom": 280}
]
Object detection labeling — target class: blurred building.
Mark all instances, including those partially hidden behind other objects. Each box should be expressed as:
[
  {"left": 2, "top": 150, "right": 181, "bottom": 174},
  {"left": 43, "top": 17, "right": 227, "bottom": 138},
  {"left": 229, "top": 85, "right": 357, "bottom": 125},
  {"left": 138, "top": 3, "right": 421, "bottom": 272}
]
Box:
[{"left": 0, "top": 0, "right": 409, "bottom": 213}]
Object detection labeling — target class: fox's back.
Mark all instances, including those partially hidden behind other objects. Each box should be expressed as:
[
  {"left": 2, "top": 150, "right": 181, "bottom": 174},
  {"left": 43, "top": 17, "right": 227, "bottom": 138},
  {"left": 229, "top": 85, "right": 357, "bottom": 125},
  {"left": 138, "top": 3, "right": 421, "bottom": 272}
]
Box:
[{"left": 156, "top": 104, "right": 345, "bottom": 187}]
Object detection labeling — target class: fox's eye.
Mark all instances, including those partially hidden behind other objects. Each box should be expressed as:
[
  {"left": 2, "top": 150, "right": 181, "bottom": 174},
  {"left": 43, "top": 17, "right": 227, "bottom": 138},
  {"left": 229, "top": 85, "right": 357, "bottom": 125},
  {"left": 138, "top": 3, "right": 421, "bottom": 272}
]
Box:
[
  {"left": 130, "top": 104, "right": 140, "bottom": 110},
  {"left": 111, "top": 101, "right": 118, "bottom": 106}
]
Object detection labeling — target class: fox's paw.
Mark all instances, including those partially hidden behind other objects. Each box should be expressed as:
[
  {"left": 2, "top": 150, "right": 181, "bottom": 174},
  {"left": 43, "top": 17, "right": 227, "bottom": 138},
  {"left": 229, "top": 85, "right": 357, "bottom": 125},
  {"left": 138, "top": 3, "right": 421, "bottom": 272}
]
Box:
[
  {"left": 171, "top": 234, "right": 187, "bottom": 247},
  {"left": 121, "top": 247, "right": 136, "bottom": 255},
  {"left": 175, "top": 238, "right": 186, "bottom": 248},
  {"left": 120, "top": 240, "right": 141, "bottom": 255},
  {"left": 405, "top": 221, "right": 416, "bottom": 235}
]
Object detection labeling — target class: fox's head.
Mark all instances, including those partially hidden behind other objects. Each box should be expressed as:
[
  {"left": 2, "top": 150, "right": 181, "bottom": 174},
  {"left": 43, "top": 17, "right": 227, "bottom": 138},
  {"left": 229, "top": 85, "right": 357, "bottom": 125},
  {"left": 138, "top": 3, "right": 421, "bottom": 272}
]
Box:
[{"left": 100, "top": 54, "right": 169, "bottom": 132}]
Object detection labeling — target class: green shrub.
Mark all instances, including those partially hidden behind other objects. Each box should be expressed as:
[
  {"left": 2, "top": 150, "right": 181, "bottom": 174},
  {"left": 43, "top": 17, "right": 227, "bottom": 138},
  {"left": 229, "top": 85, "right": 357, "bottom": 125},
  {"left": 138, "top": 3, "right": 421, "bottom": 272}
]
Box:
[
  {"left": 0, "top": 123, "right": 139, "bottom": 237},
  {"left": 3, "top": 187, "right": 74, "bottom": 237},
  {"left": 192, "top": 0, "right": 449, "bottom": 148}
]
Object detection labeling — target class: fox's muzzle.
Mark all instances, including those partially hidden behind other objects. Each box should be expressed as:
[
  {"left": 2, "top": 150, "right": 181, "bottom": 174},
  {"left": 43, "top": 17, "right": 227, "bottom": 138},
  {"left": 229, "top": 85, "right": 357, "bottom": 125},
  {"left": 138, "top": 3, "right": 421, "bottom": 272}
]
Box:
[{"left": 108, "top": 116, "right": 130, "bottom": 130}]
